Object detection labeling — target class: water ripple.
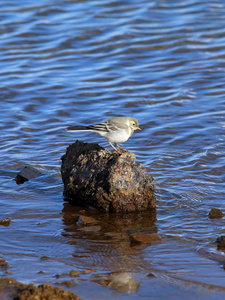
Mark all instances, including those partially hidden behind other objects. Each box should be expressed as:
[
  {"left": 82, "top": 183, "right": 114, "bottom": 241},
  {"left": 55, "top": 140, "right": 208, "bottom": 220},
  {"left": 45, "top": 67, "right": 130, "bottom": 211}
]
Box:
[{"left": 1, "top": 0, "right": 225, "bottom": 298}]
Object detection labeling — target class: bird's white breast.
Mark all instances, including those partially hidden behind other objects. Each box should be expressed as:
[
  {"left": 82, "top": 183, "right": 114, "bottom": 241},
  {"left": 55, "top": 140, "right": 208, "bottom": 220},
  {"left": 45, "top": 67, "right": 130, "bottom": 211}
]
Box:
[{"left": 96, "top": 129, "right": 130, "bottom": 143}]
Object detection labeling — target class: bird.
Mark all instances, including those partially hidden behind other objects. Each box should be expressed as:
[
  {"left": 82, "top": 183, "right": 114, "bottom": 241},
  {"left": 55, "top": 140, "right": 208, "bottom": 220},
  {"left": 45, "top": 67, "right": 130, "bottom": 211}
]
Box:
[{"left": 66, "top": 116, "right": 141, "bottom": 152}]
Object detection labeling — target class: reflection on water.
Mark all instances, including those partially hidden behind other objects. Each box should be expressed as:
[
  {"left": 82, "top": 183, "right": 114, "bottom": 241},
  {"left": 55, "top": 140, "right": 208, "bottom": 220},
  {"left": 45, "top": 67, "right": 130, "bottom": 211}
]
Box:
[
  {"left": 62, "top": 204, "right": 157, "bottom": 271},
  {"left": 0, "top": 0, "right": 225, "bottom": 299}
]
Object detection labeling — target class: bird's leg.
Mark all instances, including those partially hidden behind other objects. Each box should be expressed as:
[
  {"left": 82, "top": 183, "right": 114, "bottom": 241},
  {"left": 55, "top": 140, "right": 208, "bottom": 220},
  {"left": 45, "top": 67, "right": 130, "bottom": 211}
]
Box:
[
  {"left": 115, "top": 143, "right": 126, "bottom": 152},
  {"left": 109, "top": 142, "right": 121, "bottom": 153}
]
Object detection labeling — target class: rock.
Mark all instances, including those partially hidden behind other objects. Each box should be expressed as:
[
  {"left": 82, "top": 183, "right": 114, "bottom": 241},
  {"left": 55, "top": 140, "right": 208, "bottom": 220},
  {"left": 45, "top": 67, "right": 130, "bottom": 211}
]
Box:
[
  {"left": 147, "top": 273, "right": 155, "bottom": 278},
  {"left": 216, "top": 236, "right": 225, "bottom": 248},
  {"left": 0, "top": 217, "right": 11, "bottom": 226},
  {"left": 0, "top": 278, "right": 81, "bottom": 300},
  {"left": 15, "top": 165, "right": 41, "bottom": 184},
  {"left": 130, "top": 233, "right": 161, "bottom": 244},
  {"left": 98, "top": 272, "right": 140, "bottom": 293},
  {"left": 77, "top": 215, "right": 98, "bottom": 225},
  {"left": 208, "top": 208, "right": 223, "bottom": 219},
  {"left": 55, "top": 270, "right": 81, "bottom": 279},
  {"left": 0, "top": 258, "right": 9, "bottom": 269},
  {"left": 40, "top": 256, "right": 51, "bottom": 260},
  {"left": 61, "top": 140, "right": 156, "bottom": 212},
  {"left": 56, "top": 280, "right": 77, "bottom": 288},
  {"left": 69, "top": 270, "right": 81, "bottom": 277}
]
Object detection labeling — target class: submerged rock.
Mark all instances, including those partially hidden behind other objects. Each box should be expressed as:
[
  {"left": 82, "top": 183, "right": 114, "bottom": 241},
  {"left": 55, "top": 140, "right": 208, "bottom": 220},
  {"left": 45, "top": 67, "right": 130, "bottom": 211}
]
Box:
[
  {"left": 76, "top": 215, "right": 98, "bottom": 225},
  {"left": 96, "top": 272, "right": 140, "bottom": 293},
  {"left": 130, "top": 233, "right": 161, "bottom": 244},
  {"left": 208, "top": 208, "right": 223, "bottom": 219},
  {"left": 61, "top": 140, "right": 156, "bottom": 212}
]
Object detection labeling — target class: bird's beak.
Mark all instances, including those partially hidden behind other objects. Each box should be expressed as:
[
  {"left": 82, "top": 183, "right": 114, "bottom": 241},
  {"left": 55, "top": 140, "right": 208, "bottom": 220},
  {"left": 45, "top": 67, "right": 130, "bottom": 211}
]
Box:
[{"left": 136, "top": 127, "right": 141, "bottom": 130}]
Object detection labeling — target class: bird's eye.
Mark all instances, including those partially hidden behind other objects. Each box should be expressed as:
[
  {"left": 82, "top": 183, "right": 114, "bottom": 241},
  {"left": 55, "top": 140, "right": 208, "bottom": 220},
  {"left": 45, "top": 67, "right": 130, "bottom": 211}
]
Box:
[{"left": 132, "top": 122, "right": 135, "bottom": 126}]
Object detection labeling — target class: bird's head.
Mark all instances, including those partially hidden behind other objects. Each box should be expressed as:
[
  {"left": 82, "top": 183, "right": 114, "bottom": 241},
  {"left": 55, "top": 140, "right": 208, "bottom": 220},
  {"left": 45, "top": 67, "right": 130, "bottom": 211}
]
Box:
[{"left": 129, "top": 118, "right": 141, "bottom": 131}]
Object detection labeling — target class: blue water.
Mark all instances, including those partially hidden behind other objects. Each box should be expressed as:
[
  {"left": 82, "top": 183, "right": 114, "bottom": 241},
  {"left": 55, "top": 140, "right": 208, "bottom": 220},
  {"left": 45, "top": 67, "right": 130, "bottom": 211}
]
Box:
[{"left": 1, "top": 0, "right": 225, "bottom": 299}]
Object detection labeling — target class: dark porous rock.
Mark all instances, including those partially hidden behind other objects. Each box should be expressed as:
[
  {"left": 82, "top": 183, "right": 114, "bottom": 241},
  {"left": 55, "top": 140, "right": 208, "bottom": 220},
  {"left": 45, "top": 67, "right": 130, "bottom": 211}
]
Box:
[
  {"left": 61, "top": 140, "right": 156, "bottom": 212},
  {"left": 0, "top": 278, "right": 81, "bottom": 300},
  {"left": 208, "top": 208, "right": 223, "bottom": 219}
]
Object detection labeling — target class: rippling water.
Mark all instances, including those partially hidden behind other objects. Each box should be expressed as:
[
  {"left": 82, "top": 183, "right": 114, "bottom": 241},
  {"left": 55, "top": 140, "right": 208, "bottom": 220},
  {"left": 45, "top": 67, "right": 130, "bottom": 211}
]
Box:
[{"left": 1, "top": 0, "right": 225, "bottom": 299}]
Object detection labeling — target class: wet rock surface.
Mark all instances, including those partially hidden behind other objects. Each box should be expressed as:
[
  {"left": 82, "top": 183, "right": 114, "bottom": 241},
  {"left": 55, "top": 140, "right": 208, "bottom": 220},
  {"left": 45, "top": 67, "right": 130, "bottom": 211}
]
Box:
[
  {"left": 61, "top": 141, "right": 156, "bottom": 212},
  {"left": 0, "top": 278, "right": 81, "bottom": 300},
  {"left": 0, "top": 218, "right": 11, "bottom": 226},
  {"left": 15, "top": 165, "right": 41, "bottom": 184},
  {"left": 208, "top": 208, "right": 223, "bottom": 219}
]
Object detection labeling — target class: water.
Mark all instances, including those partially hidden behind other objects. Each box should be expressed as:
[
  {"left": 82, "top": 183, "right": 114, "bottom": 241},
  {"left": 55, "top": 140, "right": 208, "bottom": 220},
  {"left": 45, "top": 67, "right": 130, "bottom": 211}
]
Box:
[{"left": 1, "top": 0, "right": 225, "bottom": 299}]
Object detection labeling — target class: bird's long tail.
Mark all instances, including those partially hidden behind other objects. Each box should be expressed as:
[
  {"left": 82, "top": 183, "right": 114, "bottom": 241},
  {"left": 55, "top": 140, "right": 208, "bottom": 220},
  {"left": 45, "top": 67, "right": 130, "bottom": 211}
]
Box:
[{"left": 67, "top": 125, "right": 90, "bottom": 131}]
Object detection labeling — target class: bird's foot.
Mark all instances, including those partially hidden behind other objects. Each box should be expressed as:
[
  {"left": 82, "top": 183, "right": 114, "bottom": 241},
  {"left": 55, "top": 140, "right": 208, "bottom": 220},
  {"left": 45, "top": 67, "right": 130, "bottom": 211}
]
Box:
[
  {"left": 115, "top": 144, "right": 127, "bottom": 153},
  {"left": 109, "top": 142, "right": 127, "bottom": 154}
]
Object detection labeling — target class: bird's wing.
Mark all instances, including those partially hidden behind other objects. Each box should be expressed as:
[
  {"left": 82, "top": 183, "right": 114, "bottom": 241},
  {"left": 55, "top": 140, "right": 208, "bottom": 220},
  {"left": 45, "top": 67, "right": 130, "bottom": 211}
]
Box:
[{"left": 88, "top": 120, "right": 127, "bottom": 132}]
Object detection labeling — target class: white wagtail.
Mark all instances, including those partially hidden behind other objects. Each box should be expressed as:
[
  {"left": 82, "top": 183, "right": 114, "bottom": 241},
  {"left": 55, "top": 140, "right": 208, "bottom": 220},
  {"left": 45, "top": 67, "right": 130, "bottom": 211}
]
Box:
[{"left": 67, "top": 117, "right": 141, "bottom": 152}]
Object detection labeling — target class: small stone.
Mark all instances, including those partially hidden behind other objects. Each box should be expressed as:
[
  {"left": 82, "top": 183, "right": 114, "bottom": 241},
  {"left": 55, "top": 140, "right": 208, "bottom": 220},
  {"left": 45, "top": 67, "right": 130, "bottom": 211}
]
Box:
[
  {"left": 77, "top": 215, "right": 98, "bottom": 225},
  {"left": 40, "top": 256, "right": 51, "bottom": 260},
  {"left": 147, "top": 273, "right": 155, "bottom": 278},
  {"left": 54, "top": 273, "right": 68, "bottom": 279},
  {"left": 100, "top": 272, "right": 140, "bottom": 293},
  {"left": 216, "top": 236, "right": 225, "bottom": 247},
  {"left": 0, "top": 259, "right": 9, "bottom": 269},
  {"left": 130, "top": 233, "right": 161, "bottom": 244},
  {"left": 208, "top": 208, "right": 223, "bottom": 219},
  {"left": 0, "top": 218, "right": 11, "bottom": 226},
  {"left": 15, "top": 165, "right": 41, "bottom": 184},
  {"left": 57, "top": 280, "right": 77, "bottom": 287},
  {"left": 69, "top": 270, "right": 80, "bottom": 277}
]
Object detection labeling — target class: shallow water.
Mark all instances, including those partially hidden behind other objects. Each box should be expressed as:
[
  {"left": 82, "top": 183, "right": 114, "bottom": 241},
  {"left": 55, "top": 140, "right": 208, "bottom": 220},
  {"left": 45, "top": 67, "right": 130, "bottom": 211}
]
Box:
[{"left": 1, "top": 0, "right": 225, "bottom": 299}]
